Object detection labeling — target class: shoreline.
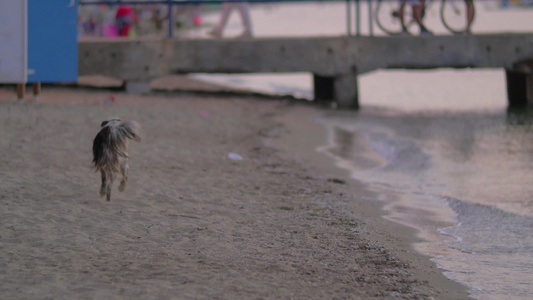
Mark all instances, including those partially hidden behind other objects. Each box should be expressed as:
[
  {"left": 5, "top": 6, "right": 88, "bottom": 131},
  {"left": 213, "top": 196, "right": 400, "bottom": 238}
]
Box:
[
  {"left": 268, "top": 104, "right": 470, "bottom": 299},
  {"left": 0, "top": 86, "right": 469, "bottom": 299}
]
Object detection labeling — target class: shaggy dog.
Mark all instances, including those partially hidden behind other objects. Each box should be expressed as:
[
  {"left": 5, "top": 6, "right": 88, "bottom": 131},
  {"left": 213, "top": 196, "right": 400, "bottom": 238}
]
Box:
[{"left": 92, "top": 119, "right": 141, "bottom": 201}]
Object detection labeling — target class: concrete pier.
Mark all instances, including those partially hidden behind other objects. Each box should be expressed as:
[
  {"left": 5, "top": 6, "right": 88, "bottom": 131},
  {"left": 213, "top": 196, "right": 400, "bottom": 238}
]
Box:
[
  {"left": 79, "top": 34, "right": 533, "bottom": 109},
  {"left": 506, "top": 61, "right": 533, "bottom": 107}
]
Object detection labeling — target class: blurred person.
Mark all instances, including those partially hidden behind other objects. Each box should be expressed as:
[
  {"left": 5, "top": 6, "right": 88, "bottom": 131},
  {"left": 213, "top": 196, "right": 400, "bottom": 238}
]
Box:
[
  {"left": 398, "top": 0, "right": 432, "bottom": 36},
  {"left": 175, "top": 4, "right": 203, "bottom": 29},
  {"left": 151, "top": 5, "right": 166, "bottom": 31},
  {"left": 208, "top": 1, "right": 253, "bottom": 39},
  {"left": 465, "top": 0, "right": 475, "bottom": 34},
  {"left": 17, "top": 82, "right": 41, "bottom": 103},
  {"left": 82, "top": 15, "right": 98, "bottom": 36},
  {"left": 97, "top": 5, "right": 119, "bottom": 38},
  {"left": 115, "top": 4, "right": 135, "bottom": 37}
]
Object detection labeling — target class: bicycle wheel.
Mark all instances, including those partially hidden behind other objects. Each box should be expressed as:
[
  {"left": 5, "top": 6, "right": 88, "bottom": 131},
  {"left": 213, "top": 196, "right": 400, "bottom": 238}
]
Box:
[
  {"left": 375, "top": 0, "right": 412, "bottom": 35},
  {"left": 440, "top": 0, "right": 472, "bottom": 34}
]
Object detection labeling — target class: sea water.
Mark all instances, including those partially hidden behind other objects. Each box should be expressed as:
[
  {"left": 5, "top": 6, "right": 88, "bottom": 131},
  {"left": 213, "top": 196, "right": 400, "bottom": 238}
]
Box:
[
  {"left": 317, "top": 69, "right": 533, "bottom": 300},
  {"left": 191, "top": 2, "right": 533, "bottom": 298}
]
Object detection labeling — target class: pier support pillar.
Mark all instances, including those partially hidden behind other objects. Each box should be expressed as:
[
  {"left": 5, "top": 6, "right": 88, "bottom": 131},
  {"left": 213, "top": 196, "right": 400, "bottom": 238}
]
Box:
[
  {"left": 313, "top": 73, "right": 359, "bottom": 110},
  {"left": 506, "top": 67, "right": 533, "bottom": 108},
  {"left": 125, "top": 80, "right": 151, "bottom": 94},
  {"left": 313, "top": 74, "right": 334, "bottom": 103}
]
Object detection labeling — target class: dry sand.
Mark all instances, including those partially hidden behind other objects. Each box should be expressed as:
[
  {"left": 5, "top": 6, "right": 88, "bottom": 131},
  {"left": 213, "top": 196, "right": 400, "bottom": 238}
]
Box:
[{"left": 0, "top": 85, "right": 468, "bottom": 299}]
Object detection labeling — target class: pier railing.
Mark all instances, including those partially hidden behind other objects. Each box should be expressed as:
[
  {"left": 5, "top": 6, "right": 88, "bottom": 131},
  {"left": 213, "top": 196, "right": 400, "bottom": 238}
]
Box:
[
  {"left": 78, "top": 0, "right": 533, "bottom": 38},
  {"left": 79, "top": 0, "right": 373, "bottom": 38},
  {"left": 76, "top": 0, "right": 455, "bottom": 38}
]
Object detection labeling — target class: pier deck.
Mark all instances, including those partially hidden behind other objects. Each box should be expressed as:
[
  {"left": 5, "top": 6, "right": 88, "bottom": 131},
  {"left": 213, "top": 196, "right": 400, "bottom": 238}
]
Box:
[{"left": 79, "top": 34, "right": 533, "bottom": 108}]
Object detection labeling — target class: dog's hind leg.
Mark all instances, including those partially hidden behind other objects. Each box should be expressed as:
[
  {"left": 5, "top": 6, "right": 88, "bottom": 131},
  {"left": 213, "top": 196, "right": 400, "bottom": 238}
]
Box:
[
  {"left": 100, "top": 170, "right": 107, "bottom": 197},
  {"left": 106, "top": 172, "right": 116, "bottom": 201},
  {"left": 119, "top": 159, "right": 129, "bottom": 192}
]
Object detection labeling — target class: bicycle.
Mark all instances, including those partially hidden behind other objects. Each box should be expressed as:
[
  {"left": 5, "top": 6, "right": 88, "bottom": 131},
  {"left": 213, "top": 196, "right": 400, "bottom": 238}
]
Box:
[
  {"left": 440, "top": 0, "right": 475, "bottom": 34},
  {"left": 375, "top": 0, "right": 475, "bottom": 35}
]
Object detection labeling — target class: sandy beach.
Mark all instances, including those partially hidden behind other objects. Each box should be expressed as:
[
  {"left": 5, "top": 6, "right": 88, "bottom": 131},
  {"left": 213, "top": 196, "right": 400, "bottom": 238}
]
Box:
[{"left": 0, "top": 83, "right": 468, "bottom": 299}]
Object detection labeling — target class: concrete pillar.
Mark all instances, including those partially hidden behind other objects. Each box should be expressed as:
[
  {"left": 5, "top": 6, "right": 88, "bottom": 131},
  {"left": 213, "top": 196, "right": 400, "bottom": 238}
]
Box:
[
  {"left": 313, "top": 74, "right": 334, "bottom": 102},
  {"left": 506, "top": 70, "right": 533, "bottom": 108},
  {"left": 334, "top": 73, "right": 359, "bottom": 110},
  {"left": 529, "top": 75, "right": 533, "bottom": 104},
  {"left": 507, "top": 62, "right": 533, "bottom": 108},
  {"left": 125, "top": 80, "right": 151, "bottom": 94},
  {"left": 313, "top": 73, "right": 359, "bottom": 109}
]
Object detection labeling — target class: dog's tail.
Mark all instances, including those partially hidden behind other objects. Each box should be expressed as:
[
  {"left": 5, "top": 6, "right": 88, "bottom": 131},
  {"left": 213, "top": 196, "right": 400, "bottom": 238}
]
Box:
[
  {"left": 92, "top": 120, "right": 141, "bottom": 172},
  {"left": 115, "top": 120, "right": 141, "bottom": 144}
]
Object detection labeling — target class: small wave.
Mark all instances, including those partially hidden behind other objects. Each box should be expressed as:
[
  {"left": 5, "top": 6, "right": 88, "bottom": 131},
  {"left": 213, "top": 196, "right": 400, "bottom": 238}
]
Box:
[
  {"left": 442, "top": 197, "right": 533, "bottom": 255},
  {"left": 366, "top": 131, "right": 431, "bottom": 173}
]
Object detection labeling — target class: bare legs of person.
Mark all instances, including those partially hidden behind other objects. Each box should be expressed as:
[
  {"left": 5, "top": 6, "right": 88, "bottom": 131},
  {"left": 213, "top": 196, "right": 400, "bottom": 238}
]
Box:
[
  {"left": 412, "top": 1, "right": 432, "bottom": 36},
  {"left": 398, "top": 1, "right": 409, "bottom": 35},
  {"left": 465, "top": 0, "right": 475, "bottom": 34},
  {"left": 397, "top": 0, "right": 432, "bottom": 36},
  {"left": 17, "top": 82, "right": 41, "bottom": 103},
  {"left": 208, "top": 2, "right": 253, "bottom": 39}
]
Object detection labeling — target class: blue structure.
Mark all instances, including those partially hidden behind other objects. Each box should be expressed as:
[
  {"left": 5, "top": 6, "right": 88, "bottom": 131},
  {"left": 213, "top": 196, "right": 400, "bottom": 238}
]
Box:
[
  {"left": 28, "top": 0, "right": 78, "bottom": 83},
  {"left": 0, "top": 0, "right": 78, "bottom": 84}
]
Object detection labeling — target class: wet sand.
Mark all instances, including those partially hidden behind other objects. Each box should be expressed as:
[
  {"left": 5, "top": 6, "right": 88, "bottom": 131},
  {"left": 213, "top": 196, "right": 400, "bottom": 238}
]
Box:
[{"left": 0, "top": 84, "right": 468, "bottom": 299}]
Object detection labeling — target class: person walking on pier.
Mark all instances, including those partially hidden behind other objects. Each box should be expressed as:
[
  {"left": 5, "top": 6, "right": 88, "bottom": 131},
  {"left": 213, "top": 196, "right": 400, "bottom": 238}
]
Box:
[
  {"left": 115, "top": 4, "right": 135, "bottom": 37},
  {"left": 208, "top": 1, "right": 253, "bottom": 39},
  {"left": 464, "top": 0, "right": 475, "bottom": 34},
  {"left": 398, "top": 0, "right": 432, "bottom": 36}
]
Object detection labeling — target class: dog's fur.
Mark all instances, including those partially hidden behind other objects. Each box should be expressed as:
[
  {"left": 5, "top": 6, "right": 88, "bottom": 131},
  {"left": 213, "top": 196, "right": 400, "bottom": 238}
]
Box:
[{"left": 92, "top": 119, "right": 141, "bottom": 201}]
